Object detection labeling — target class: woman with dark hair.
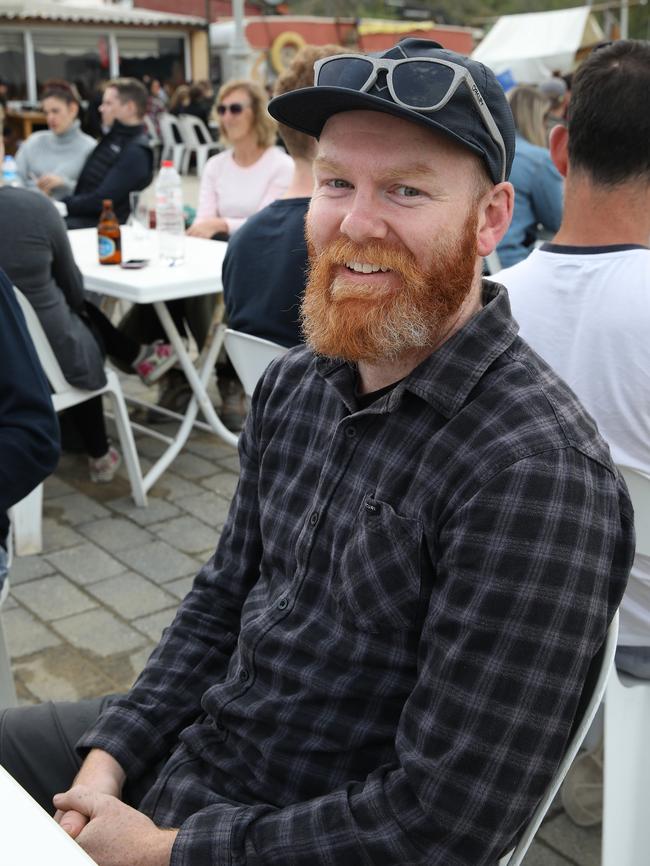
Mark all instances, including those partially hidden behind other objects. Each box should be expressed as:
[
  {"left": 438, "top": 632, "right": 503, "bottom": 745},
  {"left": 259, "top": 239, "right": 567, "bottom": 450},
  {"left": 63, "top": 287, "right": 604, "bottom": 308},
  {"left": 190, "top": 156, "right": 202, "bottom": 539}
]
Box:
[{"left": 15, "top": 80, "right": 96, "bottom": 200}]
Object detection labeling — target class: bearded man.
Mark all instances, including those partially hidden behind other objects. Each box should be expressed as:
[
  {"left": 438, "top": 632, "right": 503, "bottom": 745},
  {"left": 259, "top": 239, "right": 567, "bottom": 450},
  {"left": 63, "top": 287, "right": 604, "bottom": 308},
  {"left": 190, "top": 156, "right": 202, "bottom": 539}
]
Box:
[{"left": 0, "top": 40, "right": 633, "bottom": 866}]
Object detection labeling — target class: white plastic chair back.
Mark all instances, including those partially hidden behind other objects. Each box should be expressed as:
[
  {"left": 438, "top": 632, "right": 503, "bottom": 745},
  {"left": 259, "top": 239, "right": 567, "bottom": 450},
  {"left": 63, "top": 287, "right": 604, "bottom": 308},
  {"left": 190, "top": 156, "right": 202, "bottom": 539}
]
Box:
[
  {"left": 10, "top": 288, "right": 146, "bottom": 555},
  {"left": 13, "top": 287, "right": 70, "bottom": 394},
  {"left": 601, "top": 465, "right": 650, "bottom": 866},
  {"left": 224, "top": 329, "right": 287, "bottom": 398},
  {"left": 178, "top": 114, "right": 221, "bottom": 176},
  {"left": 499, "top": 611, "right": 619, "bottom": 866},
  {"left": 617, "top": 466, "right": 650, "bottom": 556},
  {"left": 159, "top": 113, "right": 185, "bottom": 173}
]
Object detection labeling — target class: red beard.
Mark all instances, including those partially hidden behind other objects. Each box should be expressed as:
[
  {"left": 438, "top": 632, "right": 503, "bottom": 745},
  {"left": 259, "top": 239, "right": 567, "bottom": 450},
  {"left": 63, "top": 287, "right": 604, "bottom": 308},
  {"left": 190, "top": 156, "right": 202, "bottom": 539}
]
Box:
[{"left": 302, "top": 213, "right": 479, "bottom": 363}]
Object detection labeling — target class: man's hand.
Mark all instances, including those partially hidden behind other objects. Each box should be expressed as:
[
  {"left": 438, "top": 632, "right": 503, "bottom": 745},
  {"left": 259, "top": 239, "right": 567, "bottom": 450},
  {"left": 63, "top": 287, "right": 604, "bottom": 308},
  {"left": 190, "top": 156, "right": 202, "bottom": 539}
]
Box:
[
  {"left": 186, "top": 217, "right": 228, "bottom": 238},
  {"left": 53, "top": 786, "right": 178, "bottom": 866},
  {"left": 54, "top": 748, "right": 126, "bottom": 839},
  {"left": 36, "top": 174, "right": 65, "bottom": 195}
]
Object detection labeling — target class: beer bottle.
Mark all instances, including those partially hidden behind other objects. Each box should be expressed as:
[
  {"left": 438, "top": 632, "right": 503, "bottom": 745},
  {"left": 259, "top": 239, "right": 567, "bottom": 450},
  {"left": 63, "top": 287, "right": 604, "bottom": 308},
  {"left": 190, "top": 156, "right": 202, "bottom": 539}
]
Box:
[{"left": 97, "top": 199, "right": 122, "bottom": 265}]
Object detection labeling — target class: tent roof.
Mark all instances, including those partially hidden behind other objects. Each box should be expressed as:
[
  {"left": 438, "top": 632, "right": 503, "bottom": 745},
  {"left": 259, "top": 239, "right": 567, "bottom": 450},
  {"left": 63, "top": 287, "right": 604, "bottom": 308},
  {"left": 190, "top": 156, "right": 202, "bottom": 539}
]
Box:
[{"left": 472, "top": 6, "right": 604, "bottom": 82}]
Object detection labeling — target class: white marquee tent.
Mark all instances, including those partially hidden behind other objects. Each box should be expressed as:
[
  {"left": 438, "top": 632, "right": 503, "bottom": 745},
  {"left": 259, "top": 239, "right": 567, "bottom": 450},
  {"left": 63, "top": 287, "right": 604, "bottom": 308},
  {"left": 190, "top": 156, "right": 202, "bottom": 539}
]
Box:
[{"left": 472, "top": 6, "right": 605, "bottom": 83}]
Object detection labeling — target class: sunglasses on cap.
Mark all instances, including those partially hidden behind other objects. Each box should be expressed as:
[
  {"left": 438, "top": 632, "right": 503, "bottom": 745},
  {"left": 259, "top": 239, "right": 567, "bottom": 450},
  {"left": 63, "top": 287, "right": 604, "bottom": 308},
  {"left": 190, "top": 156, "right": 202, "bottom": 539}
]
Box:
[
  {"left": 216, "top": 102, "right": 250, "bottom": 116},
  {"left": 313, "top": 53, "right": 507, "bottom": 183}
]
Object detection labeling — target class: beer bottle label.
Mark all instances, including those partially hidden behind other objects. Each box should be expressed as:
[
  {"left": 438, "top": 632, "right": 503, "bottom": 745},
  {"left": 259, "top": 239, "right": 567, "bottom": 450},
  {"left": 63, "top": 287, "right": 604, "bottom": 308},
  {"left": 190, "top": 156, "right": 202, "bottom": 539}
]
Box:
[{"left": 98, "top": 236, "right": 116, "bottom": 259}]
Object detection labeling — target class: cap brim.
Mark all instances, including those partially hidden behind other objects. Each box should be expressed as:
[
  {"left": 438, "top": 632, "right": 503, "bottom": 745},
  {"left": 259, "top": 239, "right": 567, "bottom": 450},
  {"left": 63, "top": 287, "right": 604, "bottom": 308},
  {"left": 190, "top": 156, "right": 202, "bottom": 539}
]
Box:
[{"left": 269, "top": 85, "right": 487, "bottom": 165}]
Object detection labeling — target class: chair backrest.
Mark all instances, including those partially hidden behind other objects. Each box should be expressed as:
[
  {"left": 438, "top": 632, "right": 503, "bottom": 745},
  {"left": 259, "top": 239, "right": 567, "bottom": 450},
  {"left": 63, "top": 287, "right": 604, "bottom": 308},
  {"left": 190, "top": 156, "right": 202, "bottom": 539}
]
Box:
[
  {"left": 499, "top": 610, "right": 619, "bottom": 866},
  {"left": 159, "top": 112, "right": 183, "bottom": 145},
  {"left": 179, "top": 114, "right": 212, "bottom": 147},
  {"left": 617, "top": 466, "right": 650, "bottom": 557},
  {"left": 143, "top": 114, "right": 161, "bottom": 145},
  {"left": 224, "top": 329, "right": 288, "bottom": 397},
  {"left": 12, "top": 287, "right": 69, "bottom": 394}
]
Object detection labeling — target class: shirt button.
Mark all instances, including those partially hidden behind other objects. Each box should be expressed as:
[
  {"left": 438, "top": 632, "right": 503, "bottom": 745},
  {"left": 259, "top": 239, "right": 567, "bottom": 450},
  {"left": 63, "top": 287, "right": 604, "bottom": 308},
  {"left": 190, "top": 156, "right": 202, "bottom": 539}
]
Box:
[
  {"left": 239, "top": 669, "right": 249, "bottom": 682},
  {"left": 277, "top": 597, "right": 288, "bottom": 610},
  {"left": 309, "top": 511, "right": 319, "bottom": 526},
  {"left": 345, "top": 425, "right": 356, "bottom": 438}
]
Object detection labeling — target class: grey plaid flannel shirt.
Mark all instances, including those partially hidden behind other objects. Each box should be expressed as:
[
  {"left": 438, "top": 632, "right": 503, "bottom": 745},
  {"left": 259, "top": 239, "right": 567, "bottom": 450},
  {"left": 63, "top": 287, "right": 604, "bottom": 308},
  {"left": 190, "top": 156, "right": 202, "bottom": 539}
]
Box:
[{"left": 80, "top": 283, "right": 633, "bottom": 866}]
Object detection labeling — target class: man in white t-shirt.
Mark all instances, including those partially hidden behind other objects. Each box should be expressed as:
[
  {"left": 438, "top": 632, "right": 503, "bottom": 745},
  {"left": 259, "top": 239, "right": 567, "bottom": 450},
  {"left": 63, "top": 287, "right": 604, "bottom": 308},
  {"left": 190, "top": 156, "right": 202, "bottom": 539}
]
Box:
[{"left": 493, "top": 40, "right": 650, "bottom": 682}]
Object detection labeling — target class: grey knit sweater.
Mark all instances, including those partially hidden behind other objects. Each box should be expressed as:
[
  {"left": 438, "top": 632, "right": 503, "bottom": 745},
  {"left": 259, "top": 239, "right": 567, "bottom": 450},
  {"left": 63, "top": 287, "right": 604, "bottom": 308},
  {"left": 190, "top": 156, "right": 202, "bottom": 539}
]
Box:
[{"left": 15, "top": 121, "right": 96, "bottom": 200}]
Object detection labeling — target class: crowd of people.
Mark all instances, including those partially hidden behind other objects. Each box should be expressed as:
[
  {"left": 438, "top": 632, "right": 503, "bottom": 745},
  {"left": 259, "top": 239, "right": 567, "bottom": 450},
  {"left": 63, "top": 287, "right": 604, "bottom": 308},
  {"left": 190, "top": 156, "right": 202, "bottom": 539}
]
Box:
[{"left": 0, "top": 33, "right": 648, "bottom": 866}]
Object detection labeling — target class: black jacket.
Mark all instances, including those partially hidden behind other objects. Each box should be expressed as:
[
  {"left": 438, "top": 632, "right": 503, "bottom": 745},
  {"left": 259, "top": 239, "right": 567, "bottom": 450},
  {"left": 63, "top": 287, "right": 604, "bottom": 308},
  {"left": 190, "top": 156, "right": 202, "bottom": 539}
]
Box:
[{"left": 64, "top": 120, "right": 153, "bottom": 228}]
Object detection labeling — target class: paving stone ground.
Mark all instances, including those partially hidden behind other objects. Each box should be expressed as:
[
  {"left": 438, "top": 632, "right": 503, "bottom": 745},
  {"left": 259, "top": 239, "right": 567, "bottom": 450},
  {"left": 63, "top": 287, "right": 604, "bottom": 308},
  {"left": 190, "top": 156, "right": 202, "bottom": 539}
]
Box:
[{"left": 2, "top": 171, "right": 601, "bottom": 862}]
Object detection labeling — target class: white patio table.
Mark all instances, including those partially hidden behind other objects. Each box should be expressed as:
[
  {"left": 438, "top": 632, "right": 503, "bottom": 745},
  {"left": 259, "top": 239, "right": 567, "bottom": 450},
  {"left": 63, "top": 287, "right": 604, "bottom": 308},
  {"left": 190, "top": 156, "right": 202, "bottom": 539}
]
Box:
[
  {"left": 68, "top": 227, "right": 237, "bottom": 495},
  {"left": 0, "top": 763, "right": 98, "bottom": 865}
]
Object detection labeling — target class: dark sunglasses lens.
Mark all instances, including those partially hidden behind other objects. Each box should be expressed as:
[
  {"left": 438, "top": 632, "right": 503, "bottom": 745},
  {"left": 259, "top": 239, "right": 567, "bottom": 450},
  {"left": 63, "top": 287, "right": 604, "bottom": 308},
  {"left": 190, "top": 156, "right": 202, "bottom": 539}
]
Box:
[
  {"left": 393, "top": 62, "right": 455, "bottom": 108},
  {"left": 217, "top": 103, "right": 244, "bottom": 115},
  {"left": 317, "top": 57, "right": 375, "bottom": 89}
]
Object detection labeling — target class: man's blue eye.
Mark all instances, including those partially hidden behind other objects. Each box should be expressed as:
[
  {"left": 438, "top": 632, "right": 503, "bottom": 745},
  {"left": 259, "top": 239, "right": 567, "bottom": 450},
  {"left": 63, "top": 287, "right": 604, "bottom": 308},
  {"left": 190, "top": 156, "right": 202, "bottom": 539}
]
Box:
[{"left": 396, "top": 186, "right": 420, "bottom": 197}]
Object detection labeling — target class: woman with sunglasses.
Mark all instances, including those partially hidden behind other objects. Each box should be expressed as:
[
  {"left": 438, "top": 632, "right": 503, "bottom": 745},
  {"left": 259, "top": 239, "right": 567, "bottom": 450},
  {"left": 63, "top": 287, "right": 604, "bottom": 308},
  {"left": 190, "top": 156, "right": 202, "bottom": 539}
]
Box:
[{"left": 187, "top": 79, "right": 293, "bottom": 240}]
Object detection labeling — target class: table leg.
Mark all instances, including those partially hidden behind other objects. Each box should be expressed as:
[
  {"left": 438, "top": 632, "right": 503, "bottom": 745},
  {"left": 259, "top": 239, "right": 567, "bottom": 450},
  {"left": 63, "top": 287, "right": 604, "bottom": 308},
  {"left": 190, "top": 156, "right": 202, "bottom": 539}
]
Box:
[{"left": 138, "top": 301, "right": 237, "bottom": 493}]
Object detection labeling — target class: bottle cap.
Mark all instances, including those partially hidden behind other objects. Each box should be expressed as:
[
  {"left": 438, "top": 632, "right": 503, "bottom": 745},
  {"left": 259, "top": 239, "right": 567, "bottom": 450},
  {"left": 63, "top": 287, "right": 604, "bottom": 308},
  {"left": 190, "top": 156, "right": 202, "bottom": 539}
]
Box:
[
  {"left": 102, "top": 199, "right": 113, "bottom": 208},
  {"left": 161, "top": 160, "right": 174, "bottom": 168}
]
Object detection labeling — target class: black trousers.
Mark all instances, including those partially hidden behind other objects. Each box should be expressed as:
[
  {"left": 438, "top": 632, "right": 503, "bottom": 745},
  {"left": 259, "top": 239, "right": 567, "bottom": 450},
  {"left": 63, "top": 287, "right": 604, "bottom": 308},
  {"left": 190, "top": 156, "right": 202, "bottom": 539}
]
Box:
[{"left": 0, "top": 697, "right": 158, "bottom": 814}]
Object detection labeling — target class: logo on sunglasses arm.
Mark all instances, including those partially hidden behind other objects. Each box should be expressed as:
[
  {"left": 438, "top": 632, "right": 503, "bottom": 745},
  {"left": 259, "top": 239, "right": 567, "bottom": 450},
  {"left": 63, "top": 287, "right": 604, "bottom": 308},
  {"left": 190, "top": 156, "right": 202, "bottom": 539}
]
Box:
[{"left": 471, "top": 84, "right": 485, "bottom": 106}]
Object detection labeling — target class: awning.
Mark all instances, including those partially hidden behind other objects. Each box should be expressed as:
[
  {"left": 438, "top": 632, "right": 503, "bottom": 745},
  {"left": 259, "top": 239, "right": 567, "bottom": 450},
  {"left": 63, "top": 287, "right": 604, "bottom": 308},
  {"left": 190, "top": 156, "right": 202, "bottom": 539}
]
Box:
[
  {"left": 0, "top": 1, "right": 205, "bottom": 29},
  {"left": 472, "top": 7, "right": 604, "bottom": 83}
]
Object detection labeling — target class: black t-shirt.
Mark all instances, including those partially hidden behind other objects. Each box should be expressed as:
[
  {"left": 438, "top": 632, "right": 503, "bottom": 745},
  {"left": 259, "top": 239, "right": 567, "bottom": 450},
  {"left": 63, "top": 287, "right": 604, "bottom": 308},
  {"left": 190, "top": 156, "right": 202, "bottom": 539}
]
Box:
[{"left": 222, "top": 197, "right": 309, "bottom": 348}]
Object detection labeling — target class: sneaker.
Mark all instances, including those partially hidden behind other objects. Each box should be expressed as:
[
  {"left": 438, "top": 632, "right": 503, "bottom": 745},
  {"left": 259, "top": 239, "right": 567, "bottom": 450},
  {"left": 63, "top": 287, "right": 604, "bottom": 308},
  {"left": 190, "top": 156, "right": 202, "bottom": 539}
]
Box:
[
  {"left": 560, "top": 741, "right": 603, "bottom": 827},
  {"left": 133, "top": 341, "right": 178, "bottom": 386},
  {"left": 88, "top": 446, "right": 121, "bottom": 483}
]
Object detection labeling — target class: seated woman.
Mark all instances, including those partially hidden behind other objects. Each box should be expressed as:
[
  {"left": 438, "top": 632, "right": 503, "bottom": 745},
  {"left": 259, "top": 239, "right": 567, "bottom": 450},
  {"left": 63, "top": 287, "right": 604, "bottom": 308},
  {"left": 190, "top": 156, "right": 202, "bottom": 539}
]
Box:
[
  {"left": 0, "top": 177, "right": 176, "bottom": 483},
  {"left": 496, "top": 86, "right": 563, "bottom": 269},
  {"left": 187, "top": 78, "right": 293, "bottom": 240},
  {"left": 15, "top": 80, "right": 96, "bottom": 201}
]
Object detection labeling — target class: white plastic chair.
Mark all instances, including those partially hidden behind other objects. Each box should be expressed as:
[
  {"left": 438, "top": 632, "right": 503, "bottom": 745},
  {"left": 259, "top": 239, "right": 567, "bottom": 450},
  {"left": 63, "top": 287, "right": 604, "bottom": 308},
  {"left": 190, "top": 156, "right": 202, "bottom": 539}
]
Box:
[
  {"left": 223, "top": 329, "right": 288, "bottom": 399},
  {"left": 178, "top": 114, "right": 222, "bottom": 176},
  {"left": 498, "top": 611, "right": 619, "bottom": 866},
  {"left": 0, "top": 528, "right": 17, "bottom": 707},
  {"left": 143, "top": 114, "right": 162, "bottom": 166},
  {"left": 602, "top": 466, "right": 650, "bottom": 866},
  {"left": 159, "top": 113, "right": 186, "bottom": 174},
  {"left": 9, "top": 288, "right": 147, "bottom": 555}
]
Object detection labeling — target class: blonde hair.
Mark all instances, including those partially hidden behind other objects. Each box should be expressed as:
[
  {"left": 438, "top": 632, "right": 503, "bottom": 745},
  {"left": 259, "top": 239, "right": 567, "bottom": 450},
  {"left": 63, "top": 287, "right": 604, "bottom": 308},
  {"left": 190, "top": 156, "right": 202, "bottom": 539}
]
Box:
[
  {"left": 216, "top": 79, "right": 276, "bottom": 149},
  {"left": 507, "top": 86, "right": 552, "bottom": 148}
]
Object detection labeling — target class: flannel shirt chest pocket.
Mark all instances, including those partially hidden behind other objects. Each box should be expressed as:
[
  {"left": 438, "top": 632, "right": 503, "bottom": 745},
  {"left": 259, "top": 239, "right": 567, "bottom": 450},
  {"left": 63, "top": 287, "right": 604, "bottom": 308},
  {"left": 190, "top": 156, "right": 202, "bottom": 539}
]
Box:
[{"left": 334, "top": 495, "right": 423, "bottom": 633}]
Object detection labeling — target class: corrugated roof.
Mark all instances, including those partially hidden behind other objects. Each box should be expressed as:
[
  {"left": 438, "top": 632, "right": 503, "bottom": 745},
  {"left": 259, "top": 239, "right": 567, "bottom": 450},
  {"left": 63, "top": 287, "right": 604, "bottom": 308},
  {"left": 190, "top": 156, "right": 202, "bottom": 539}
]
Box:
[{"left": 0, "top": 2, "right": 205, "bottom": 28}]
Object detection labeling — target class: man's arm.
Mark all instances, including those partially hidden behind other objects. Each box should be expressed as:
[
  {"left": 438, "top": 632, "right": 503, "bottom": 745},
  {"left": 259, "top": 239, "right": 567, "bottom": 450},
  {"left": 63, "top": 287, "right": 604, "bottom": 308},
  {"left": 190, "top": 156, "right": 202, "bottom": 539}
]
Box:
[
  {"left": 166, "top": 449, "right": 632, "bottom": 866},
  {"left": 0, "top": 269, "right": 60, "bottom": 519},
  {"left": 64, "top": 145, "right": 152, "bottom": 219}
]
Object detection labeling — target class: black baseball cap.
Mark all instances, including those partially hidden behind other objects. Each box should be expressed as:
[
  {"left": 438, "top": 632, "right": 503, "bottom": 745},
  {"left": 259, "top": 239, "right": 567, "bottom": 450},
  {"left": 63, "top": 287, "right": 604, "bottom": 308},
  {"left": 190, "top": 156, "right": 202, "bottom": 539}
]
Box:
[{"left": 268, "top": 38, "right": 515, "bottom": 184}]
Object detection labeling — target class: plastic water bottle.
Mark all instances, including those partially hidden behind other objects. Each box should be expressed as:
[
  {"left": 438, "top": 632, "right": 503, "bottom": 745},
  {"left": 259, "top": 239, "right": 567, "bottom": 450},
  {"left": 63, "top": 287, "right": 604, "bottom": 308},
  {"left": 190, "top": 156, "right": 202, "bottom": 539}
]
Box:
[
  {"left": 2, "top": 155, "right": 20, "bottom": 187},
  {"left": 155, "top": 161, "right": 185, "bottom": 265}
]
